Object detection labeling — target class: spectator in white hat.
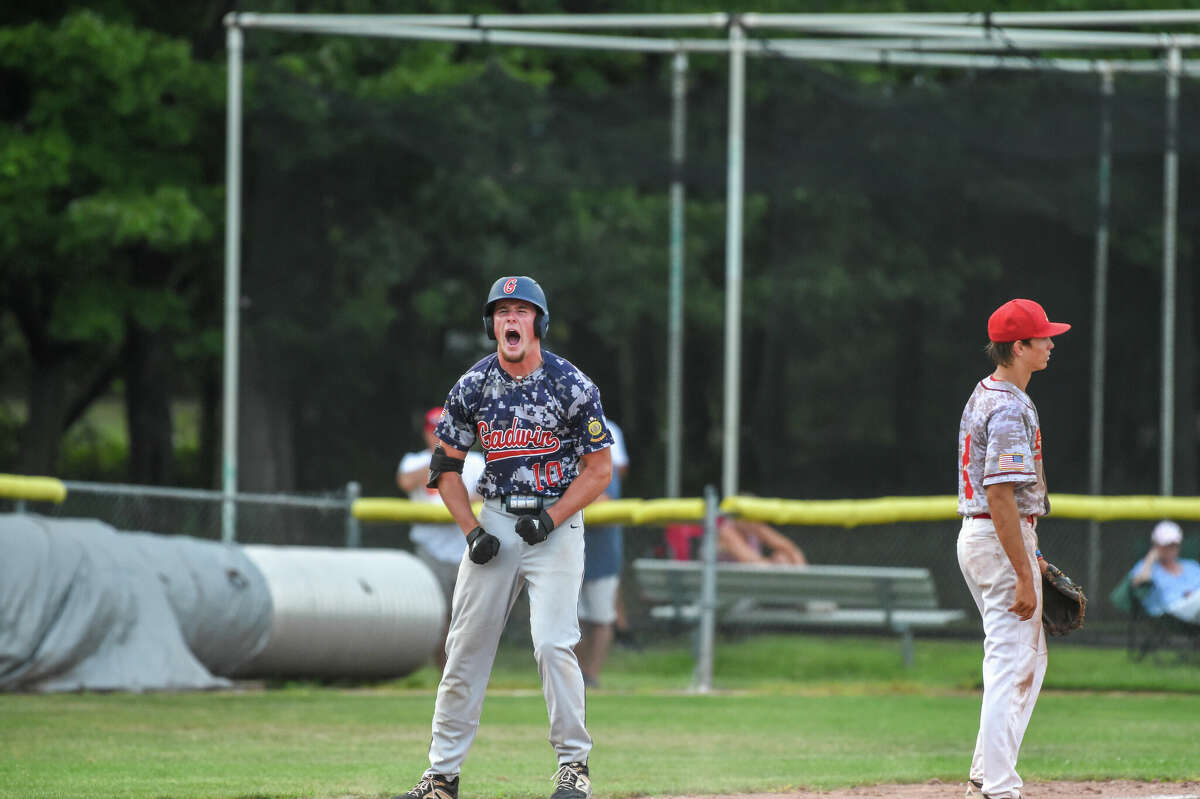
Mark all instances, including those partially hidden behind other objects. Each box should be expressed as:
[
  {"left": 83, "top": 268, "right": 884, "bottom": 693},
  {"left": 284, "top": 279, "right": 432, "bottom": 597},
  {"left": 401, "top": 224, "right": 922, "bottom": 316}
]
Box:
[{"left": 1128, "top": 520, "right": 1200, "bottom": 624}]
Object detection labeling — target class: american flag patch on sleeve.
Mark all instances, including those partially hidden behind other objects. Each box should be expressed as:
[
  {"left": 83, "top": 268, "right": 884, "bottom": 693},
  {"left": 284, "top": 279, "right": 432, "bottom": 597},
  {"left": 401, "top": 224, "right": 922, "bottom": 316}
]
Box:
[{"left": 998, "top": 453, "right": 1026, "bottom": 472}]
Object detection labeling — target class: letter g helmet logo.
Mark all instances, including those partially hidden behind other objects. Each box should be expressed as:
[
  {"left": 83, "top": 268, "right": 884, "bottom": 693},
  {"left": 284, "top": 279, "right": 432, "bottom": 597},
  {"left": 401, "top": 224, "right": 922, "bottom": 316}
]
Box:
[{"left": 483, "top": 275, "right": 550, "bottom": 340}]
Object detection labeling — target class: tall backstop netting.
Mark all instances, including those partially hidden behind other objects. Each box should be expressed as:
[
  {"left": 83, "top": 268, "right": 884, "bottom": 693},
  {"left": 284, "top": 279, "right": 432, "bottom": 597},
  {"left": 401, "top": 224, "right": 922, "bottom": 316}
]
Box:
[
  {"left": 21, "top": 23, "right": 1197, "bottom": 643},
  {"left": 217, "top": 33, "right": 1195, "bottom": 635},
  {"left": 233, "top": 39, "right": 1200, "bottom": 499}
]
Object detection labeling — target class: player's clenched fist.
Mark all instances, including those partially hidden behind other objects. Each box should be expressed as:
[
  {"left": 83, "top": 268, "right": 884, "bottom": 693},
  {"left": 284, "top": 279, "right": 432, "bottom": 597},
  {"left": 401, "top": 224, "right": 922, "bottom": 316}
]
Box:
[
  {"left": 466, "top": 526, "right": 500, "bottom": 564},
  {"left": 515, "top": 510, "right": 556, "bottom": 545}
]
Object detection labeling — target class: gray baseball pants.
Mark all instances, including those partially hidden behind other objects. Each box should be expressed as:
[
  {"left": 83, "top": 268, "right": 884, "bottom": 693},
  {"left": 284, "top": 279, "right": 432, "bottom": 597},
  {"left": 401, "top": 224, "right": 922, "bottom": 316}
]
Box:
[{"left": 427, "top": 498, "right": 591, "bottom": 776}]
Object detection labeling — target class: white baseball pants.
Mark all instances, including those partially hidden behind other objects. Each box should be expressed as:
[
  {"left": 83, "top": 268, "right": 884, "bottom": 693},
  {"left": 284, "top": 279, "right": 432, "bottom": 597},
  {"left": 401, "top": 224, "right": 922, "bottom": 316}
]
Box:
[
  {"left": 426, "top": 499, "right": 591, "bottom": 776},
  {"left": 957, "top": 517, "right": 1048, "bottom": 799}
]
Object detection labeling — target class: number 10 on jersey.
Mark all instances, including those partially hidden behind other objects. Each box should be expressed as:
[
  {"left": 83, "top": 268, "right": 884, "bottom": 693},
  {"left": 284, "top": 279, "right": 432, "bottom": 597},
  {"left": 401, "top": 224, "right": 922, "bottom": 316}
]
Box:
[{"left": 533, "top": 461, "right": 563, "bottom": 491}]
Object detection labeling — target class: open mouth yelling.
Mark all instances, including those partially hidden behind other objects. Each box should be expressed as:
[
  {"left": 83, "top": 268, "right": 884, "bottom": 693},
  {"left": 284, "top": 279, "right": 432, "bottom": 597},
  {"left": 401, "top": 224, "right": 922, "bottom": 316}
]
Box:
[{"left": 505, "top": 330, "right": 521, "bottom": 346}]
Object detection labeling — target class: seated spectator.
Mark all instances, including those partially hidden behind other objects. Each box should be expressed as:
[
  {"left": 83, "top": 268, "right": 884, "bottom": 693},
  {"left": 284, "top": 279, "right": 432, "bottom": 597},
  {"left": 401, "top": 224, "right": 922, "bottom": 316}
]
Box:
[
  {"left": 662, "top": 523, "right": 704, "bottom": 561},
  {"left": 1129, "top": 520, "right": 1200, "bottom": 625},
  {"left": 718, "top": 517, "right": 807, "bottom": 566}
]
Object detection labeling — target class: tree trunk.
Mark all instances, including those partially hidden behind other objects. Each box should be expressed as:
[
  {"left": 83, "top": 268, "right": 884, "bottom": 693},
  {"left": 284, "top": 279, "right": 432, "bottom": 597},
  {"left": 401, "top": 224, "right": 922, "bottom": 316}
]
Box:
[
  {"left": 892, "top": 298, "right": 923, "bottom": 493},
  {"left": 238, "top": 335, "right": 295, "bottom": 493},
  {"left": 19, "top": 357, "right": 69, "bottom": 475},
  {"left": 124, "top": 316, "right": 174, "bottom": 485},
  {"left": 1175, "top": 255, "right": 1196, "bottom": 494},
  {"left": 617, "top": 334, "right": 635, "bottom": 453},
  {"left": 199, "top": 364, "right": 220, "bottom": 489},
  {"left": 13, "top": 287, "right": 117, "bottom": 476}
]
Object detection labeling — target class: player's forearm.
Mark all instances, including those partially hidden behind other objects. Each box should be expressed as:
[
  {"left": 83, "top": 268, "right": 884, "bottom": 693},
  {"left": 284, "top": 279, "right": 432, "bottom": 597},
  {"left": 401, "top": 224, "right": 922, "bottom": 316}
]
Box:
[
  {"left": 436, "top": 472, "right": 481, "bottom": 535},
  {"left": 548, "top": 458, "right": 611, "bottom": 527},
  {"left": 986, "top": 484, "right": 1033, "bottom": 581},
  {"left": 996, "top": 523, "right": 1033, "bottom": 582}
]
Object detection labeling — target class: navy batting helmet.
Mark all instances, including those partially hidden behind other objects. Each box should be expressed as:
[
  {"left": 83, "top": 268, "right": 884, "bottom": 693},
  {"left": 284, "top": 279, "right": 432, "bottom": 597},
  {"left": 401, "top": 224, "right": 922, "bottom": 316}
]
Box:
[{"left": 483, "top": 276, "right": 549, "bottom": 340}]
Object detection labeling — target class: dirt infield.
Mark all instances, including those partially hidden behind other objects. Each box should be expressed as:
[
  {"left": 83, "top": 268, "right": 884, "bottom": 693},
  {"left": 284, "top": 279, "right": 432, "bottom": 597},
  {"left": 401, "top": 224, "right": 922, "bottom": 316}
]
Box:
[{"left": 647, "top": 781, "right": 1200, "bottom": 799}]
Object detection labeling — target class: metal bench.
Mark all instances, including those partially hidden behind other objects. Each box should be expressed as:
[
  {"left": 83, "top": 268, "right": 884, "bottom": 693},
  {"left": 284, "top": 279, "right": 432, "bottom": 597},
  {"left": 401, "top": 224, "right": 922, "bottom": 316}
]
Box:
[{"left": 632, "top": 559, "right": 966, "bottom": 666}]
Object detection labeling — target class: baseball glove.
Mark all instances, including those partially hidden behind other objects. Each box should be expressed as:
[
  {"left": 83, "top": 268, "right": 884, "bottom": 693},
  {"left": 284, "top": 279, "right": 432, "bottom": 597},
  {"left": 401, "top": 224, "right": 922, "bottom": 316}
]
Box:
[{"left": 1042, "top": 560, "right": 1087, "bottom": 636}]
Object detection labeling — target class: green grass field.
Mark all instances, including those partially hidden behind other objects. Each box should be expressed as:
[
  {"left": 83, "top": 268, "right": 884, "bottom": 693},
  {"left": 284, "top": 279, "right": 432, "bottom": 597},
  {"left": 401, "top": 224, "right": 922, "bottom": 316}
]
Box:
[{"left": 3, "top": 634, "right": 1199, "bottom": 799}]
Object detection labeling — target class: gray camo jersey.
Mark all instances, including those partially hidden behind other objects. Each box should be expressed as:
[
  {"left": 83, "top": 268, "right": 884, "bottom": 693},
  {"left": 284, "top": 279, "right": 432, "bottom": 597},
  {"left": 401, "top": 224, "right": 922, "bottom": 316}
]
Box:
[{"left": 957, "top": 376, "right": 1049, "bottom": 518}]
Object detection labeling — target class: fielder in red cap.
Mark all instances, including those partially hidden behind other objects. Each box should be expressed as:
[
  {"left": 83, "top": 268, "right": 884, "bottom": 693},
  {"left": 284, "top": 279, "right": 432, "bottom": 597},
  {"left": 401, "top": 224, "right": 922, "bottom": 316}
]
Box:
[{"left": 955, "top": 298, "right": 1069, "bottom": 799}]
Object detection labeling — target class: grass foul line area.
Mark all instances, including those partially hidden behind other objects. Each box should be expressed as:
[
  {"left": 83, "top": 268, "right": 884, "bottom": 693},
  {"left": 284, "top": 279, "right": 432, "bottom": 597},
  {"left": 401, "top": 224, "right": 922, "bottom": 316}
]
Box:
[{"left": 2, "top": 635, "right": 1198, "bottom": 799}]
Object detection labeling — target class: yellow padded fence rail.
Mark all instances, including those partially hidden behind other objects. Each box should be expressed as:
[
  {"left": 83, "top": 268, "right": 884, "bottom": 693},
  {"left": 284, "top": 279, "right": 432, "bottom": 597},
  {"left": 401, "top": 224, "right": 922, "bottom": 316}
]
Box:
[
  {"left": 353, "top": 498, "right": 484, "bottom": 523},
  {"left": 351, "top": 497, "right": 706, "bottom": 525},
  {"left": 0, "top": 474, "right": 67, "bottom": 503},
  {"left": 721, "top": 494, "right": 1200, "bottom": 527},
  {"left": 4, "top": 473, "right": 1200, "bottom": 526},
  {"left": 354, "top": 493, "right": 1200, "bottom": 526},
  {"left": 1044, "top": 494, "right": 1200, "bottom": 522},
  {"left": 720, "top": 495, "right": 959, "bottom": 527}
]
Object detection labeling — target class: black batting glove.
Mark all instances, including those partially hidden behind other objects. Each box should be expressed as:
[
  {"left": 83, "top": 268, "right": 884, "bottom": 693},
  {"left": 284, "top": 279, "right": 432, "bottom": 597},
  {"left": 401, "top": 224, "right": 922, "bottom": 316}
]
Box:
[
  {"left": 514, "top": 509, "right": 556, "bottom": 545},
  {"left": 466, "top": 526, "right": 500, "bottom": 564}
]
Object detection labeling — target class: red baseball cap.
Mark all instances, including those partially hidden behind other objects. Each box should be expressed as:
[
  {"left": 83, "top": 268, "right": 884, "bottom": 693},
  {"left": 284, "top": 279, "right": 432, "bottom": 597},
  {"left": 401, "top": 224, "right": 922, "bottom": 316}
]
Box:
[
  {"left": 424, "top": 407, "right": 444, "bottom": 432},
  {"left": 987, "top": 299, "right": 1071, "bottom": 343}
]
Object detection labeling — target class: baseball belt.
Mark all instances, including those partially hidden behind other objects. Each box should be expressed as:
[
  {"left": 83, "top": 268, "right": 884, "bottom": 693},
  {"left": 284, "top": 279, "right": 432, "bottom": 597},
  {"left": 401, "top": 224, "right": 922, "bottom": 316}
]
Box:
[
  {"left": 502, "top": 494, "right": 545, "bottom": 514},
  {"left": 970, "top": 512, "right": 1036, "bottom": 525}
]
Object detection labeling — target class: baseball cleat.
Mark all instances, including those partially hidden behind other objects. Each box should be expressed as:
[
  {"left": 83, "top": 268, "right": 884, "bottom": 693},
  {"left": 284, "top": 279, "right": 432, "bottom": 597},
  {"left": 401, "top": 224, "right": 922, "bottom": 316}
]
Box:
[
  {"left": 550, "top": 761, "right": 591, "bottom": 799},
  {"left": 395, "top": 773, "right": 459, "bottom": 799},
  {"left": 966, "top": 783, "right": 1020, "bottom": 799}
]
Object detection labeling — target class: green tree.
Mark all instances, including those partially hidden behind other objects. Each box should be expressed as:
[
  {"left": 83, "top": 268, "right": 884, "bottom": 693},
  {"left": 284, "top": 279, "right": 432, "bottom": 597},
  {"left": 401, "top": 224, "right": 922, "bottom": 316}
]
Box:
[
  {"left": 5, "top": 0, "right": 1198, "bottom": 502},
  {"left": 0, "top": 12, "right": 222, "bottom": 481}
]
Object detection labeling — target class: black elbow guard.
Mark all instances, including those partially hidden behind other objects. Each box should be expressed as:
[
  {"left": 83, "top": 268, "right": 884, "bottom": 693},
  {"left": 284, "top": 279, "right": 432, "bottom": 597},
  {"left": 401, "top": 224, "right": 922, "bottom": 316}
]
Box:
[{"left": 426, "top": 445, "right": 466, "bottom": 489}]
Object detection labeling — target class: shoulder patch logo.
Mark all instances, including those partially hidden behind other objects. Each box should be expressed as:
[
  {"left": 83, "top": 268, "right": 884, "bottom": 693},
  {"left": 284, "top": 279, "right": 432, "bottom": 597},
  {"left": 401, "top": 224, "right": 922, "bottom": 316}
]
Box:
[
  {"left": 587, "top": 418, "right": 605, "bottom": 442},
  {"left": 998, "top": 453, "right": 1026, "bottom": 472}
]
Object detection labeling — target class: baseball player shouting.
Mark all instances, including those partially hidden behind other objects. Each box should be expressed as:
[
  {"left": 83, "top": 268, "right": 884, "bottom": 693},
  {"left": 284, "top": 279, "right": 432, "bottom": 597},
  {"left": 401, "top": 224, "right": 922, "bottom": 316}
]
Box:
[
  {"left": 957, "top": 298, "right": 1069, "bottom": 799},
  {"left": 397, "top": 276, "right": 613, "bottom": 799}
]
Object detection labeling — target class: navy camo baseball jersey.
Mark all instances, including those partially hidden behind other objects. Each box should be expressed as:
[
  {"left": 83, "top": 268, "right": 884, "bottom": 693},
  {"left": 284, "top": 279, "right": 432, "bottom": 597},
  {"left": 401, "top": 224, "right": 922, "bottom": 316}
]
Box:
[
  {"left": 957, "top": 376, "right": 1049, "bottom": 518},
  {"left": 435, "top": 351, "right": 613, "bottom": 498}
]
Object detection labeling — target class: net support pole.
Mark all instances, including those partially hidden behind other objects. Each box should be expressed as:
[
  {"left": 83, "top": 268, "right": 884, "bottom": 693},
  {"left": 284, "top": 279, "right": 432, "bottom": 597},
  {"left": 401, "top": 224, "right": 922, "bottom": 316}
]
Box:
[
  {"left": 666, "top": 52, "right": 688, "bottom": 499},
  {"left": 345, "top": 481, "right": 362, "bottom": 548},
  {"left": 1161, "top": 44, "right": 1181, "bottom": 497},
  {"left": 721, "top": 20, "right": 746, "bottom": 501},
  {"left": 693, "top": 484, "right": 719, "bottom": 693},
  {"left": 222, "top": 23, "right": 244, "bottom": 544},
  {"left": 1088, "top": 64, "right": 1114, "bottom": 614}
]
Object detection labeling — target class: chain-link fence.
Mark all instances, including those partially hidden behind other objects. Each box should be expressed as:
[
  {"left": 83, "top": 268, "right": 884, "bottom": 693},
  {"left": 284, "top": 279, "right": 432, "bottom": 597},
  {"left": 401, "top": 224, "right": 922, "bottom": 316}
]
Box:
[
  {"left": 219, "top": 31, "right": 1200, "bottom": 504},
  {"left": 1, "top": 477, "right": 1174, "bottom": 672},
  {"left": 2, "top": 482, "right": 357, "bottom": 547},
  {"left": 0, "top": 481, "right": 1164, "bottom": 625}
]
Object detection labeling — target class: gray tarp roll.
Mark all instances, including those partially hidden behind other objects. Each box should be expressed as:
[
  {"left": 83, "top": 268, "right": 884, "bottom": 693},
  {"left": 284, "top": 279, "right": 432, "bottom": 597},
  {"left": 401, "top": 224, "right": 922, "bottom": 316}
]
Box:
[
  {"left": 0, "top": 514, "right": 271, "bottom": 692},
  {"left": 235, "top": 545, "right": 446, "bottom": 679}
]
